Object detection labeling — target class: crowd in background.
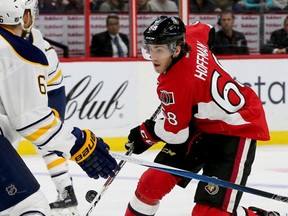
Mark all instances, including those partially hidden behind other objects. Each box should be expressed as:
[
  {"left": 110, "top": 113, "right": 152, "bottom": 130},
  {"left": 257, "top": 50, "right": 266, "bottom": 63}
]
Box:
[
  {"left": 38, "top": 0, "right": 84, "bottom": 13},
  {"left": 38, "top": 0, "right": 288, "bottom": 14},
  {"left": 38, "top": 0, "right": 179, "bottom": 13},
  {"left": 37, "top": 0, "right": 288, "bottom": 56}
]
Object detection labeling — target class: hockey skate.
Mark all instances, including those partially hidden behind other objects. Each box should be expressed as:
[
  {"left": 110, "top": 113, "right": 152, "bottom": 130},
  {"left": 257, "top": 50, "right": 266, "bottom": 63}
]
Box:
[
  {"left": 50, "top": 185, "right": 80, "bottom": 216},
  {"left": 248, "top": 206, "right": 280, "bottom": 216}
]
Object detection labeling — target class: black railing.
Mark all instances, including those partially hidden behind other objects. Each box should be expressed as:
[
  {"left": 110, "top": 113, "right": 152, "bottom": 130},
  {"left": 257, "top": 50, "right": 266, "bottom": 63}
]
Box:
[{"left": 44, "top": 37, "right": 69, "bottom": 58}]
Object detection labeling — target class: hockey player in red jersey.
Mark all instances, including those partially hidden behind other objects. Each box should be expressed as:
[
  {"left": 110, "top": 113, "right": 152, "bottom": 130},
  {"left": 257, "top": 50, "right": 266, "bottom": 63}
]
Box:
[{"left": 124, "top": 16, "right": 280, "bottom": 216}]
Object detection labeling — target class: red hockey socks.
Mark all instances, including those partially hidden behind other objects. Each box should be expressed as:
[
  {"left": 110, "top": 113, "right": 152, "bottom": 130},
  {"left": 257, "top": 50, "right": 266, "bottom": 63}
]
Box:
[
  {"left": 124, "top": 168, "right": 181, "bottom": 216},
  {"left": 192, "top": 203, "right": 233, "bottom": 216}
]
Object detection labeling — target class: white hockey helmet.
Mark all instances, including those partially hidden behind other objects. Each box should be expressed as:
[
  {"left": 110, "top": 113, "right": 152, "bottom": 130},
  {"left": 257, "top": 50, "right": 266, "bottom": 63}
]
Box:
[
  {"left": 0, "top": 0, "right": 25, "bottom": 25},
  {"left": 25, "top": 0, "right": 39, "bottom": 20},
  {"left": 0, "top": 0, "right": 38, "bottom": 25}
]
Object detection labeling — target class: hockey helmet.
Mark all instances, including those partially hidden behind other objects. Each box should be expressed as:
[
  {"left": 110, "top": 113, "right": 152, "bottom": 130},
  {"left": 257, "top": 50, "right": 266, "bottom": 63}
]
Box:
[
  {"left": 141, "top": 16, "right": 186, "bottom": 60},
  {"left": 143, "top": 16, "right": 186, "bottom": 45},
  {"left": 0, "top": 0, "right": 25, "bottom": 25},
  {"left": 26, "top": 0, "right": 39, "bottom": 21},
  {"left": 0, "top": 0, "right": 38, "bottom": 25}
]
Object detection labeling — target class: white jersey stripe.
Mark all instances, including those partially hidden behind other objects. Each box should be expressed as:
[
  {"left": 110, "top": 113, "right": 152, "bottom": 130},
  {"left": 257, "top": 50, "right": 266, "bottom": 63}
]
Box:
[{"left": 227, "top": 138, "right": 251, "bottom": 212}]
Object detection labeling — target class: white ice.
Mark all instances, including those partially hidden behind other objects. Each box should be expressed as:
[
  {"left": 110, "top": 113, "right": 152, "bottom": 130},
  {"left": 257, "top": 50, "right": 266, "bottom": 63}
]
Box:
[{"left": 23, "top": 145, "right": 288, "bottom": 216}]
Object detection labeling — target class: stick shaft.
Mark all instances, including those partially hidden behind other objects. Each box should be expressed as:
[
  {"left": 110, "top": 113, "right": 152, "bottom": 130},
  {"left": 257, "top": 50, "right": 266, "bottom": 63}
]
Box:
[
  {"left": 85, "top": 149, "right": 133, "bottom": 216},
  {"left": 85, "top": 105, "right": 162, "bottom": 216},
  {"left": 111, "top": 152, "right": 288, "bottom": 204}
]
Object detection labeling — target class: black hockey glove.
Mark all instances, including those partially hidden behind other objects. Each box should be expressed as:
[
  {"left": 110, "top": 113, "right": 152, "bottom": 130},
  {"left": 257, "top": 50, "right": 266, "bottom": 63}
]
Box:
[
  {"left": 125, "top": 119, "right": 160, "bottom": 155},
  {"left": 70, "top": 127, "right": 119, "bottom": 179}
]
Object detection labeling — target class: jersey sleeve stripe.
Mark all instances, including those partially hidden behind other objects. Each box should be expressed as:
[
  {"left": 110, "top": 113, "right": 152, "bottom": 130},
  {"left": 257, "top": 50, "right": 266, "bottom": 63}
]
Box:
[
  {"left": 16, "top": 111, "right": 53, "bottom": 132},
  {"left": 45, "top": 46, "right": 54, "bottom": 52},
  {"left": 24, "top": 117, "right": 58, "bottom": 141},
  {"left": 48, "top": 62, "right": 60, "bottom": 76},
  {"left": 37, "top": 123, "right": 63, "bottom": 147},
  {"left": 46, "top": 157, "right": 67, "bottom": 169},
  {"left": 43, "top": 152, "right": 54, "bottom": 157},
  {"left": 47, "top": 69, "right": 62, "bottom": 86},
  {"left": 154, "top": 119, "right": 189, "bottom": 144}
]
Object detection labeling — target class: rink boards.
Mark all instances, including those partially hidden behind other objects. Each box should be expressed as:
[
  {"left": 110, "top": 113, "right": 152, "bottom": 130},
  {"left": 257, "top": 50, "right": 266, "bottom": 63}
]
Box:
[{"left": 18, "top": 58, "right": 288, "bottom": 154}]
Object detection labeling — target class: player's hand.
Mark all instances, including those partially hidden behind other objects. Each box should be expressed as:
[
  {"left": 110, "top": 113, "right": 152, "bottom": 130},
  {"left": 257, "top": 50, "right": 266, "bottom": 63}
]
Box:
[
  {"left": 70, "top": 128, "right": 119, "bottom": 179},
  {"left": 125, "top": 120, "right": 160, "bottom": 154}
]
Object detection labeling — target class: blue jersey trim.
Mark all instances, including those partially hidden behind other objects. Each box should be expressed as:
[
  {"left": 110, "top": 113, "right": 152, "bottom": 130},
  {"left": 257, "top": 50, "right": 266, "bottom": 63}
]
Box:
[{"left": 0, "top": 27, "right": 48, "bottom": 66}]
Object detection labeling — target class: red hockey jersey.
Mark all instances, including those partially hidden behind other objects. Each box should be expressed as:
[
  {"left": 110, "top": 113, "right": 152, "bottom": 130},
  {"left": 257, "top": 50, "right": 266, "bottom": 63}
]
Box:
[{"left": 154, "top": 22, "right": 269, "bottom": 144}]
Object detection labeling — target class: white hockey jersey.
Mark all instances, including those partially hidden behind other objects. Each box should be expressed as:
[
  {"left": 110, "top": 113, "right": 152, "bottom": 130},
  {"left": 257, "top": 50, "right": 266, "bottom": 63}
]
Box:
[
  {"left": 30, "top": 28, "right": 64, "bottom": 92},
  {"left": 0, "top": 26, "right": 75, "bottom": 157}
]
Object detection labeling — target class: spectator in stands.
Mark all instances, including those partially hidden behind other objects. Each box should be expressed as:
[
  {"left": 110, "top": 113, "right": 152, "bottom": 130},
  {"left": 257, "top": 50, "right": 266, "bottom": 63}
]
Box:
[
  {"left": 172, "top": 0, "right": 179, "bottom": 6},
  {"left": 38, "top": 0, "right": 83, "bottom": 13},
  {"left": 260, "top": 16, "right": 288, "bottom": 54},
  {"left": 62, "top": 0, "right": 84, "bottom": 13},
  {"left": 90, "top": 13, "right": 129, "bottom": 57},
  {"left": 138, "top": 0, "right": 152, "bottom": 12},
  {"left": 270, "top": 0, "right": 288, "bottom": 11},
  {"left": 99, "top": 0, "right": 129, "bottom": 12},
  {"left": 210, "top": 0, "right": 233, "bottom": 11},
  {"left": 38, "top": 0, "right": 63, "bottom": 13},
  {"left": 190, "top": 0, "right": 221, "bottom": 13},
  {"left": 149, "top": 0, "right": 178, "bottom": 12},
  {"left": 38, "top": 0, "right": 46, "bottom": 12},
  {"left": 233, "top": 0, "right": 272, "bottom": 12},
  {"left": 90, "top": 0, "right": 105, "bottom": 11},
  {"left": 232, "top": 0, "right": 247, "bottom": 12},
  {"left": 211, "top": 10, "right": 249, "bottom": 55}
]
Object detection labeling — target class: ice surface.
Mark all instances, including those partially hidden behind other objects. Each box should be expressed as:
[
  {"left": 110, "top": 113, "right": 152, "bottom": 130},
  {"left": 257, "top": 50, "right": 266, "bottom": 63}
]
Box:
[{"left": 23, "top": 145, "right": 288, "bottom": 216}]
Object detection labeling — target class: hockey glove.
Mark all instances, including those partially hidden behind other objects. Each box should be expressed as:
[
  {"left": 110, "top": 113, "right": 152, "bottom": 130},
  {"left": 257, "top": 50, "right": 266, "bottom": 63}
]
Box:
[
  {"left": 70, "top": 128, "right": 119, "bottom": 179},
  {"left": 248, "top": 206, "right": 280, "bottom": 216},
  {"left": 126, "top": 119, "right": 160, "bottom": 155}
]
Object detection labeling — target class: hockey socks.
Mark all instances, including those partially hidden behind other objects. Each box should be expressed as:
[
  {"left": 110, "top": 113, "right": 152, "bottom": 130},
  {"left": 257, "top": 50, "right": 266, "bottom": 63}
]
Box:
[{"left": 125, "top": 193, "right": 159, "bottom": 216}]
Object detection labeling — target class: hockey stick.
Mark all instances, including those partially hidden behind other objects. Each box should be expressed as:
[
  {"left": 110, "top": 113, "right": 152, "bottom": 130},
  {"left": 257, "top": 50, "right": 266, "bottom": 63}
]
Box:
[
  {"left": 110, "top": 152, "right": 288, "bottom": 204},
  {"left": 85, "top": 148, "right": 133, "bottom": 216},
  {"left": 84, "top": 105, "right": 162, "bottom": 216}
]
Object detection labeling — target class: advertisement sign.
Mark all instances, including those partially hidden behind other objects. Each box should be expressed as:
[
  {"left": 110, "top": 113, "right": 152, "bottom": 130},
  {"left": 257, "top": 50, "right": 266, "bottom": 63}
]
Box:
[
  {"left": 62, "top": 59, "right": 288, "bottom": 135},
  {"left": 17, "top": 59, "right": 288, "bottom": 155},
  {"left": 62, "top": 62, "right": 139, "bottom": 137}
]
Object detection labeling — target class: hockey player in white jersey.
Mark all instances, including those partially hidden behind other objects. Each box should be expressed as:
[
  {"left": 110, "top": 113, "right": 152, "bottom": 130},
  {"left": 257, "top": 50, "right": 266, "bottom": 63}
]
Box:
[
  {"left": 27, "top": 35, "right": 79, "bottom": 215},
  {"left": 22, "top": 3, "right": 80, "bottom": 215},
  {"left": 40, "top": 40, "right": 80, "bottom": 216},
  {"left": 10, "top": 33, "right": 80, "bottom": 216},
  {"left": 0, "top": 0, "right": 118, "bottom": 215}
]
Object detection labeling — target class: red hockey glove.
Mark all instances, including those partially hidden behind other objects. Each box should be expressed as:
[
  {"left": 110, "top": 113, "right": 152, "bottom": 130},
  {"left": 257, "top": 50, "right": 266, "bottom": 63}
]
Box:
[
  {"left": 248, "top": 206, "right": 280, "bottom": 216},
  {"left": 70, "top": 128, "right": 119, "bottom": 179},
  {"left": 126, "top": 120, "right": 160, "bottom": 155}
]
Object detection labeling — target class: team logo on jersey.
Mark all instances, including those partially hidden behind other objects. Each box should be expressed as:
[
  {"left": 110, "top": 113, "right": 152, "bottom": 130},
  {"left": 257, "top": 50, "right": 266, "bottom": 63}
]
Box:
[
  {"left": 160, "top": 90, "right": 175, "bottom": 106},
  {"left": 204, "top": 177, "right": 219, "bottom": 195},
  {"left": 6, "top": 184, "right": 17, "bottom": 196}
]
